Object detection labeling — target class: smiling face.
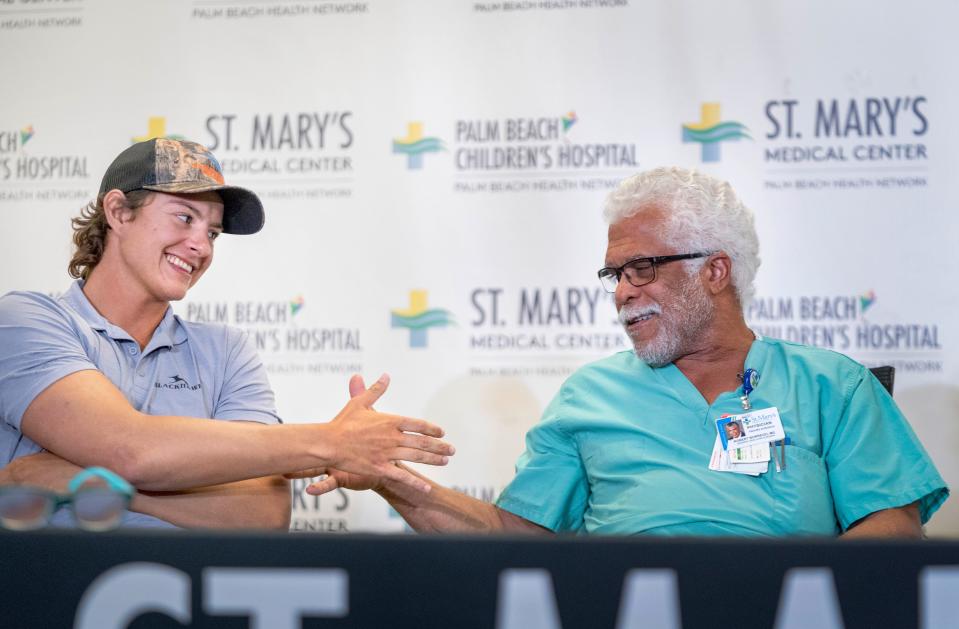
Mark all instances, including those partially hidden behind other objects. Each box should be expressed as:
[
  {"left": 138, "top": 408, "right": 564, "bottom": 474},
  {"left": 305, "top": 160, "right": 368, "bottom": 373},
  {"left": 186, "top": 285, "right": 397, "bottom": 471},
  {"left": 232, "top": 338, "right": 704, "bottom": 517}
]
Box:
[
  {"left": 111, "top": 190, "right": 224, "bottom": 306},
  {"left": 606, "top": 207, "right": 715, "bottom": 367}
]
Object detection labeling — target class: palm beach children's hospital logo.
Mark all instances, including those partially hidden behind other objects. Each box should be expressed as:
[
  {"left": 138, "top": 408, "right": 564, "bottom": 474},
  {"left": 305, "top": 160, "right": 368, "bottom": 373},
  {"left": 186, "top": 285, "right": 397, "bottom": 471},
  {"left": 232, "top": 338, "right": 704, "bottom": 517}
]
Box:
[
  {"left": 16, "top": 124, "right": 34, "bottom": 147},
  {"left": 682, "top": 103, "right": 750, "bottom": 162},
  {"left": 0, "top": 123, "right": 34, "bottom": 158},
  {"left": 0, "top": 123, "right": 88, "bottom": 189},
  {"left": 390, "top": 290, "right": 454, "bottom": 348},
  {"left": 392, "top": 122, "right": 444, "bottom": 169}
]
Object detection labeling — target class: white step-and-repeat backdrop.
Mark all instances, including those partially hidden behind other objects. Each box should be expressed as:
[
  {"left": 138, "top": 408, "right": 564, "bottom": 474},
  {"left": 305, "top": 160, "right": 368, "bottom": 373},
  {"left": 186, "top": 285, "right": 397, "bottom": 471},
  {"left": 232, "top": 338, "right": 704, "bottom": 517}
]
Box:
[{"left": 2, "top": 0, "right": 957, "bottom": 535}]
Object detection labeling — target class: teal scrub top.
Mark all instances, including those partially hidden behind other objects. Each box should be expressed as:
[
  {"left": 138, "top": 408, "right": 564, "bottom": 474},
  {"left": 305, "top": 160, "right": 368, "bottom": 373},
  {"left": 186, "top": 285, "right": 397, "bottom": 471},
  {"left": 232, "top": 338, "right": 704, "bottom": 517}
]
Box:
[{"left": 496, "top": 337, "right": 948, "bottom": 536}]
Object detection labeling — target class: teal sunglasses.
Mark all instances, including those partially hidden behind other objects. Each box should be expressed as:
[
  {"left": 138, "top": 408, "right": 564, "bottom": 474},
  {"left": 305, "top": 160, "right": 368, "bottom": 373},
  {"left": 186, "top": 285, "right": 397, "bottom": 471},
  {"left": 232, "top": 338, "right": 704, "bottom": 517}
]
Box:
[{"left": 0, "top": 467, "right": 134, "bottom": 532}]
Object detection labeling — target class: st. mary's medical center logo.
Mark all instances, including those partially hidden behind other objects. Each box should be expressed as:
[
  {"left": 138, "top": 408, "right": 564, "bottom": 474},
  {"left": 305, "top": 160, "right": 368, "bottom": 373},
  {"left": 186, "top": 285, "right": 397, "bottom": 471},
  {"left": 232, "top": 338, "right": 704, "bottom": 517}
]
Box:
[
  {"left": 390, "top": 290, "right": 454, "bottom": 347},
  {"left": 392, "top": 122, "right": 444, "bottom": 170},
  {"left": 682, "top": 103, "right": 750, "bottom": 162},
  {"left": 132, "top": 116, "right": 186, "bottom": 143}
]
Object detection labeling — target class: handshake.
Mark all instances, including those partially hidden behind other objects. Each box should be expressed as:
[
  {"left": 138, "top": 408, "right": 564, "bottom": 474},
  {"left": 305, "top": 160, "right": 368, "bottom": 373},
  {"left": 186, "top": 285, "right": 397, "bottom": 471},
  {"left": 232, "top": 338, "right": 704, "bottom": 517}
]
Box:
[{"left": 284, "top": 373, "right": 455, "bottom": 496}]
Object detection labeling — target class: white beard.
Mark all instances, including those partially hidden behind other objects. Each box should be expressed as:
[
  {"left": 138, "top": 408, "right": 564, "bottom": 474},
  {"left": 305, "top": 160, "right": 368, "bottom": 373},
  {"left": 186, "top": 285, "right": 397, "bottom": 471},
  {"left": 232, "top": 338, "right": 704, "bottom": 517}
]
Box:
[{"left": 619, "top": 274, "right": 715, "bottom": 367}]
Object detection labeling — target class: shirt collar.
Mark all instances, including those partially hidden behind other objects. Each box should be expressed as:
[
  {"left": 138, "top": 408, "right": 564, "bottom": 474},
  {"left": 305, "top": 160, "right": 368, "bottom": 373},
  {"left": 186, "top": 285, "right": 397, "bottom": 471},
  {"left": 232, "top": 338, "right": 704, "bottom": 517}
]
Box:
[
  {"left": 146, "top": 307, "right": 189, "bottom": 352},
  {"left": 649, "top": 336, "right": 771, "bottom": 413},
  {"left": 60, "top": 280, "right": 188, "bottom": 349}
]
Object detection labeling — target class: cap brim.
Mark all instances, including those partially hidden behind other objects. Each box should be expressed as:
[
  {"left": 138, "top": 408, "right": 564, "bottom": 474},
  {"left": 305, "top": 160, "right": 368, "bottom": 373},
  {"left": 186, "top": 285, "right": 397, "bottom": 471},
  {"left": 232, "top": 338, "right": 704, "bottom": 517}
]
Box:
[{"left": 142, "top": 182, "right": 265, "bottom": 235}]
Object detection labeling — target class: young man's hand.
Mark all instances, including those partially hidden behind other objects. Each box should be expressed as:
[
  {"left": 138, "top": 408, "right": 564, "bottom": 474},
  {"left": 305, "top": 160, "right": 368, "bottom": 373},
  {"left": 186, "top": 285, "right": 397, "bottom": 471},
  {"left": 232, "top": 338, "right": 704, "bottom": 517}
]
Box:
[{"left": 316, "top": 374, "right": 454, "bottom": 493}]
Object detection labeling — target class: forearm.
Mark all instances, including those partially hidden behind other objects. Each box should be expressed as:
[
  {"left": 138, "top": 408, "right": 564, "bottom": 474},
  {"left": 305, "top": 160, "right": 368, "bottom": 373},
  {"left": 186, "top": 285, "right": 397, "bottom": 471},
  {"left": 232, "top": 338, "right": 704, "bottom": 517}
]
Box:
[
  {"left": 376, "top": 464, "right": 550, "bottom": 534},
  {"left": 22, "top": 372, "right": 333, "bottom": 490},
  {"left": 3, "top": 451, "right": 82, "bottom": 491},
  {"left": 134, "top": 476, "right": 292, "bottom": 530},
  {"left": 841, "top": 502, "right": 923, "bottom": 539},
  {"left": 4, "top": 452, "right": 292, "bottom": 529},
  {"left": 54, "top": 415, "right": 329, "bottom": 491},
  {"left": 104, "top": 419, "right": 331, "bottom": 491},
  {"left": 22, "top": 370, "right": 452, "bottom": 493}
]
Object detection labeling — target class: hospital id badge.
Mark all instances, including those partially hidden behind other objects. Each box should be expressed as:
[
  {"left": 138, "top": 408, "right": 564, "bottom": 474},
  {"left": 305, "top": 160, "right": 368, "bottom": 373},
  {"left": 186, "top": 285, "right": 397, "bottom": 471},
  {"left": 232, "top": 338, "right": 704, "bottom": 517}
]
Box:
[{"left": 717, "top": 407, "right": 785, "bottom": 451}]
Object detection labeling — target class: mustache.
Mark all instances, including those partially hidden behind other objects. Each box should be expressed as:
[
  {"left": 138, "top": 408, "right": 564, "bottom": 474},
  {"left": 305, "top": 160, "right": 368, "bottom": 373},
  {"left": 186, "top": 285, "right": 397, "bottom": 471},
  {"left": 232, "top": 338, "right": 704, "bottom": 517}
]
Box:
[{"left": 618, "top": 302, "right": 662, "bottom": 325}]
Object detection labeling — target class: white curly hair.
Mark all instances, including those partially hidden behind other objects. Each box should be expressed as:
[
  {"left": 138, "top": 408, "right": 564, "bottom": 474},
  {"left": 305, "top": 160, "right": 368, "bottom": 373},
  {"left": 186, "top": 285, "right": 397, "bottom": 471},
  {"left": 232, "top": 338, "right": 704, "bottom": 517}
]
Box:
[{"left": 603, "top": 167, "right": 760, "bottom": 308}]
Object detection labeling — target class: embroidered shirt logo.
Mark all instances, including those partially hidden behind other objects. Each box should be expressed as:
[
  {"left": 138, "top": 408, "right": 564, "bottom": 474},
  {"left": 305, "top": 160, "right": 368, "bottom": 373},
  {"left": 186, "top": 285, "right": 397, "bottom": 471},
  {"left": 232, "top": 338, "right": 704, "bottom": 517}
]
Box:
[{"left": 155, "top": 375, "right": 202, "bottom": 391}]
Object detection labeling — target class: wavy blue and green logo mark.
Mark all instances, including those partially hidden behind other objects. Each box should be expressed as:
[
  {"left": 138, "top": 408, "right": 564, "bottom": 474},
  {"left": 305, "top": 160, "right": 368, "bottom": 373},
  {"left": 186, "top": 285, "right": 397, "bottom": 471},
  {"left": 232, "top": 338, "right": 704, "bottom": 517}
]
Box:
[
  {"left": 392, "top": 122, "right": 444, "bottom": 170},
  {"left": 860, "top": 290, "right": 876, "bottom": 313},
  {"left": 391, "top": 290, "right": 454, "bottom": 348},
  {"left": 132, "top": 116, "right": 186, "bottom": 144},
  {"left": 682, "top": 103, "right": 750, "bottom": 162},
  {"left": 562, "top": 111, "right": 578, "bottom": 132}
]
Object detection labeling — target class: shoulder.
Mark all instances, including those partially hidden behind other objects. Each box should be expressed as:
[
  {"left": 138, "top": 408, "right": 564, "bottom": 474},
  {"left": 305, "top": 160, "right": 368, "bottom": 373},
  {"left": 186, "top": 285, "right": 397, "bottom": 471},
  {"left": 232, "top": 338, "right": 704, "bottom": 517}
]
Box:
[
  {"left": 0, "top": 290, "right": 80, "bottom": 333},
  {"left": 760, "top": 336, "right": 864, "bottom": 373},
  {"left": 564, "top": 350, "right": 648, "bottom": 387},
  {"left": 758, "top": 336, "right": 866, "bottom": 396},
  {"left": 550, "top": 351, "right": 650, "bottom": 409},
  {"left": 0, "top": 290, "right": 65, "bottom": 318}
]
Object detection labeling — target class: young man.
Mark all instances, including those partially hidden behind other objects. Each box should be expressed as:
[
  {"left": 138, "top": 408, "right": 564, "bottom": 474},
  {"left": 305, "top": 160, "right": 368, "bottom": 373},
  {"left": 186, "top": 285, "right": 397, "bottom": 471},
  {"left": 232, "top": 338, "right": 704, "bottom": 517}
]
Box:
[{"left": 0, "top": 138, "right": 454, "bottom": 529}]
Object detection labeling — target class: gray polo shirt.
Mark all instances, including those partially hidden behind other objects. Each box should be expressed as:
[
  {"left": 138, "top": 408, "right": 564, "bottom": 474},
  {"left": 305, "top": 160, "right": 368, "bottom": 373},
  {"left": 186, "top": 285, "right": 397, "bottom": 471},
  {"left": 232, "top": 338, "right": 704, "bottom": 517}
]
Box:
[{"left": 0, "top": 281, "right": 281, "bottom": 528}]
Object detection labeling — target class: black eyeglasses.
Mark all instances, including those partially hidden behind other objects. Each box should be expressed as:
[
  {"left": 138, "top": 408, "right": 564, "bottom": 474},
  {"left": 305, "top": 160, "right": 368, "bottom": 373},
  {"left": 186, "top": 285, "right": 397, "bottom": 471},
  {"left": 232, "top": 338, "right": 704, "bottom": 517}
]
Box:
[{"left": 597, "top": 252, "right": 712, "bottom": 293}]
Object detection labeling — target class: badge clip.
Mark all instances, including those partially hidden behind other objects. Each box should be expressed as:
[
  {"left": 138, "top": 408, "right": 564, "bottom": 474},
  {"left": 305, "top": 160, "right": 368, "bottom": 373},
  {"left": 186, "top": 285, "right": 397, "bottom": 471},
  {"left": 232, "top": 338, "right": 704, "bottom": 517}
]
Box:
[{"left": 739, "top": 368, "right": 759, "bottom": 411}]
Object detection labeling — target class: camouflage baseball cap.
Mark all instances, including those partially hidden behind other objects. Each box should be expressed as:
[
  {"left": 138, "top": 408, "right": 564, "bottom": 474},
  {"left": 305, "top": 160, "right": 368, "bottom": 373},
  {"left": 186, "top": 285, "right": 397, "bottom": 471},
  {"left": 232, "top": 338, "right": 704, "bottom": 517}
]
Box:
[{"left": 98, "top": 138, "right": 264, "bottom": 235}]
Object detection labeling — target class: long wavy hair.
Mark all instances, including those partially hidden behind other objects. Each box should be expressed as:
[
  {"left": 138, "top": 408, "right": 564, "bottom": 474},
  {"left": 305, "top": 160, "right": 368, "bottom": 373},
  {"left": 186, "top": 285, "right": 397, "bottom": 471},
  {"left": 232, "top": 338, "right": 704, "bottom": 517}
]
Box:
[{"left": 68, "top": 190, "right": 154, "bottom": 280}]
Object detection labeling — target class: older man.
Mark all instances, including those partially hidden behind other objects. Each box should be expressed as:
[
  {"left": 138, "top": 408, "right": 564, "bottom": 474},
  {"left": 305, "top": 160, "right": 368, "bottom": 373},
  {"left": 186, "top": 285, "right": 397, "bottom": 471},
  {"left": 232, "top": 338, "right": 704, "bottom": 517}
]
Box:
[
  {"left": 316, "top": 167, "right": 947, "bottom": 538},
  {"left": 0, "top": 138, "right": 453, "bottom": 529}
]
